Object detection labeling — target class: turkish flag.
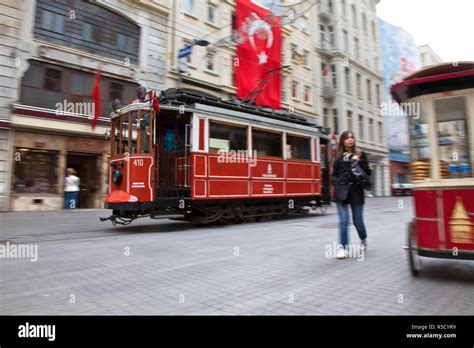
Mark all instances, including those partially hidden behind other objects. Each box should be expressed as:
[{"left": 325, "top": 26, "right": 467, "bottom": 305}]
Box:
[
  {"left": 151, "top": 90, "right": 160, "bottom": 115},
  {"left": 236, "top": 0, "right": 281, "bottom": 109},
  {"left": 90, "top": 66, "right": 101, "bottom": 130}
]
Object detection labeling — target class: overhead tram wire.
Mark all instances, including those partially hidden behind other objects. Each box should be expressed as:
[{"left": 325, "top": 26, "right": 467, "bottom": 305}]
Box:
[
  {"left": 157, "top": 1, "right": 380, "bottom": 112},
  {"left": 164, "top": 0, "right": 320, "bottom": 52},
  {"left": 162, "top": 30, "right": 378, "bottom": 105}
]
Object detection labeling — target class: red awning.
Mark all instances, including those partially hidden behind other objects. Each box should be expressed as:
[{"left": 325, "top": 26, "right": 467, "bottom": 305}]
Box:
[{"left": 391, "top": 62, "right": 474, "bottom": 103}]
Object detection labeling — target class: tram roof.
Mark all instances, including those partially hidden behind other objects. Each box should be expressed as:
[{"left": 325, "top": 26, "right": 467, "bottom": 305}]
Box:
[
  {"left": 391, "top": 62, "right": 474, "bottom": 103},
  {"left": 158, "top": 88, "right": 325, "bottom": 131}
]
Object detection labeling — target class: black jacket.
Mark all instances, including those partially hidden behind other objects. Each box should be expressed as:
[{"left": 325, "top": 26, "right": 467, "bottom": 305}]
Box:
[{"left": 332, "top": 151, "right": 371, "bottom": 205}]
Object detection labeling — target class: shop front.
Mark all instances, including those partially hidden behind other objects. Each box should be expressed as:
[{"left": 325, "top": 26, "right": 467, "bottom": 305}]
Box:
[{"left": 11, "top": 130, "right": 109, "bottom": 211}]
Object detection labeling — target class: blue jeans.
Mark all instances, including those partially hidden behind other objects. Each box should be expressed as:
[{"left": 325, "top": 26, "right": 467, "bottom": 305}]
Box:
[
  {"left": 64, "top": 191, "right": 78, "bottom": 209},
  {"left": 336, "top": 202, "right": 367, "bottom": 249}
]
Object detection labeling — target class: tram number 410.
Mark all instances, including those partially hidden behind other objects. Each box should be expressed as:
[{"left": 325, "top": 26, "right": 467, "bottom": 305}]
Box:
[{"left": 133, "top": 159, "right": 144, "bottom": 166}]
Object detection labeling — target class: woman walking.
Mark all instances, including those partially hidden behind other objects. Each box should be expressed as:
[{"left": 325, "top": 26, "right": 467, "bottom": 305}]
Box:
[{"left": 332, "top": 131, "right": 371, "bottom": 259}]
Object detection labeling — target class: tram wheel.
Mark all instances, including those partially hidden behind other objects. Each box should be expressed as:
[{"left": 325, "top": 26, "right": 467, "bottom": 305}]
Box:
[{"left": 408, "top": 221, "right": 421, "bottom": 277}]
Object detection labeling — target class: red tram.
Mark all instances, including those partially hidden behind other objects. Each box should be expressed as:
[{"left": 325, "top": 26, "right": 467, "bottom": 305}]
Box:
[
  {"left": 101, "top": 88, "right": 331, "bottom": 225},
  {"left": 391, "top": 62, "right": 474, "bottom": 275}
]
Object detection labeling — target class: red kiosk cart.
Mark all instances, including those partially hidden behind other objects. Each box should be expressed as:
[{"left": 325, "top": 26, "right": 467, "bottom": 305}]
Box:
[{"left": 391, "top": 62, "right": 474, "bottom": 276}]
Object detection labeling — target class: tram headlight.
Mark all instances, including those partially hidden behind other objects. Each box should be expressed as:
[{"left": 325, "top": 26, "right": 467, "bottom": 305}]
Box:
[{"left": 112, "top": 169, "right": 123, "bottom": 186}]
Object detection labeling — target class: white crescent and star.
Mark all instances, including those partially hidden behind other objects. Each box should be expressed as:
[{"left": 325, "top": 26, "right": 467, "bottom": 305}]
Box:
[
  {"left": 257, "top": 51, "right": 268, "bottom": 65},
  {"left": 244, "top": 12, "right": 274, "bottom": 65}
]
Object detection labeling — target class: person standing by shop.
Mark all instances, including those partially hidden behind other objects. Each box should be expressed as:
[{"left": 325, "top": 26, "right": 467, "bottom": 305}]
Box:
[
  {"left": 332, "top": 131, "right": 371, "bottom": 259},
  {"left": 64, "top": 168, "right": 80, "bottom": 209}
]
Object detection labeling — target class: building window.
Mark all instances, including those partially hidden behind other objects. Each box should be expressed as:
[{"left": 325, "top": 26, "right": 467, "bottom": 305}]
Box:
[
  {"left": 116, "top": 33, "right": 135, "bottom": 53},
  {"left": 44, "top": 67, "right": 62, "bottom": 92},
  {"left": 183, "top": 40, "right": 193, "bottom": 64},
  {"left": 183, "top": 0, "right": 194, "bottom": 14},
  {"left": 367, "top": 79, "right": 372, "bottom": 103},
  {"left": 343, "top": 30, "right": 348, "bottom": 52},
  {"left": 303, "top": 50, "right": 309, "bottom": 66},
  {"left": 341, "top": 0, "right": 346, "bottom": 17},
  {"left": 13, "top": 148, "right": 59, "bottom": 194},
  {"left": 231, "top": 12, "right": 237, "bottom": 43},
  {"left": 281, "top": 76, "right": 286, "bottom": 102},
  {"left": 83, "top": 23, "right": 101, "bottom": 44},
  {"left": 35, "top": 0, "right": 140, "bottom": 65},
  {"left": 209, "top": 122, "right": 247, "bottom": 153},
  {"left": 110, "top": 82, "right": 124, "bottom": 101},
  {"left": 347, "top": 110, "right": 353, "bottom": 131},
  {"left": 323, "top": 107, "right": 329, "bottom": 129},
  {"left": 378, "top": 121, "right": 383, "bottom": 144},
  {"left": 331, "top": 65, "right": 337, "bottom": 88},
  {"left": 344, "top": 67, "right": 351, "bottom": 94},
  {"left": 369, "top": 118, "right": 374, "bottom": 142},
  {"left": 253, "top": 129, "right": 282, "bottom": 158},
  {"left": 286, "top": 134, "right": 311, "bottom": 160},
  {"left": 354, "top": 37, "right": 360, "bottom": 59},
  {"left": 206, "top": 51, "right": 215, "bottom": 70},
  {"left": 376, "top": 84, "right": 381, "bottom": 106},
  {"left": 299, "top": 17, "right": 308, "bottom": 32},
  {"left": 207, "top": 2, "right": 217, "bottom": 23},
  {"left": 356, "top": 73, "right": 362, "bottom": 99},
  {"left": 304, "top": 85, "right": 310, "bottom": 102},
  {"left": 372, "top": 21, "right": 377, "bottom": 41},
  {"left": 362, "top": 13, "right": 367, "bottom": 34},
  {"left": 358, "top": 114, "right": 364, "bottom": 139},
  {"left": 291, "top": 44, "right": 298, "bottom": 60},
  {"left": 333, "top": 109, "right": 338, "bottom": 135},
  {"left": 328, "top": 25, "right": 334, "bottom": 44},
  {"left": 320, "top": 25, "right": 326, "bottom": 43},
  {"left": 42, "top": 10, "right": 64, "bottom": 33},
  {"left": 321, "top": 63, "right": 327, "bottom": 77},
  {"left": 351, "top": 4, "right": 357, "bottom": 27},
  {"left": 291, "top": 81, "right": 298, "bottom": 98}
]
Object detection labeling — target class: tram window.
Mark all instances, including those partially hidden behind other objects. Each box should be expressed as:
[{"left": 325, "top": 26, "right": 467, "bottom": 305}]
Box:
[
  {"left": 252, "top": 129, "right": 282, "bottom": 158},
  {"left": 163, "top": 122, "right": 176, "bottom": 152},
  {"left": 209, "top": 121, "right": 247, "bottom": 153},
  {"left": 286, "top": 134, "right": 311, "bottom": 160},
  {"left": 435, "top": 96, "right": 472, "bottom": 178},
  {"left": 130, "top": 111, "right": 138, "bottom": 154},
  {"left": 113, "top": 118, "right": 121, "bottom": 155},
  {"left": 409, "top": 102, "right": 431, "bottom": 179},
  {"left": 121, "top": 115, "right": 130, "bottom": 154},
  {"left": 139, "top": 112, "right": 150, "bottom": 153}
]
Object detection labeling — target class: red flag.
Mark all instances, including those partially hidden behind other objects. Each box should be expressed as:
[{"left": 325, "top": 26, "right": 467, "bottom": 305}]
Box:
[
  {"left": 236, "top": 0, "right": 281, "bottom": 109},
  {"left": 90, "top": 66, "right": 101, "bottom": 130},
  {"left": 151, "top": 90, "right": 160, "bottom": 115}
]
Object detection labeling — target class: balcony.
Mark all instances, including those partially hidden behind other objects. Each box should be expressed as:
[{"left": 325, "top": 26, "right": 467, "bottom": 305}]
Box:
[
  {"left": 321, "top": 83, "right": 336, "bottom": 100},
  {"left": 317, "top": 2, "right": 333, "bottom": 21},
  {"left": 317, "top": 40, "right": 335, "bottom": 57}
]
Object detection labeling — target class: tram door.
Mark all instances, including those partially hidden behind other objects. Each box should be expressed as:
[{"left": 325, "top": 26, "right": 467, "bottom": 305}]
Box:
[{"left": 156, "top": 113, "right": 191, "bottom": 197}]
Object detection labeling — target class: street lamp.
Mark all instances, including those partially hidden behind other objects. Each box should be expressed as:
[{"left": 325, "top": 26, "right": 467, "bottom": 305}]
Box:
[{"left": 177, "top": 39, "right": 211, "bottom": 88}]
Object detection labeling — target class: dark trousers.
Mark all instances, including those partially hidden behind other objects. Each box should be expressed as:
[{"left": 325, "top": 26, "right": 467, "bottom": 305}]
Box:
[
  {"left": 64, "top": 191, "right": 78, "bottom": 209},
  {"left": 336, "top": 201, "right": 367, "bottom": 248}
]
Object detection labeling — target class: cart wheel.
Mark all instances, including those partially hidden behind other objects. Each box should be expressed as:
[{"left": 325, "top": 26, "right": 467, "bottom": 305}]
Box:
[
  {"left": 319, "top": 206, "right": 328, "bottom": 215},
  {"left": 408, "top": 221, "right": 421, "bottom": 277}
]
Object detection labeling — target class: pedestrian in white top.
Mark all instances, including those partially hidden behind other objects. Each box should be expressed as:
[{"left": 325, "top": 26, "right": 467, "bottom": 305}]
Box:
[{"left": 64, "top": 168, "right": 80, "bottom": 209}]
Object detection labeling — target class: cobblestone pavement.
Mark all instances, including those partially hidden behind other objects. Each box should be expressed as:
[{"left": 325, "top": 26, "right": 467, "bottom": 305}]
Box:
[{"left": 1, "top": 197, "right": 473, "bottom": 315}]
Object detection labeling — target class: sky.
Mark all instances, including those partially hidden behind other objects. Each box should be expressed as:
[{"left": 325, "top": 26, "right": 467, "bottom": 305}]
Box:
[{"left": 377, "top": 0, "right": 474, "bottom": 62}]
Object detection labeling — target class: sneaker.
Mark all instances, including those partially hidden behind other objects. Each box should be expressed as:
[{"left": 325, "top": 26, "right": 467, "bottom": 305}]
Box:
[
  {"left": 336, "top": 247, "right": 348, "bottom": 259},
  {"left": 360, "top": 239, "right": 367, "bottom": 251}
]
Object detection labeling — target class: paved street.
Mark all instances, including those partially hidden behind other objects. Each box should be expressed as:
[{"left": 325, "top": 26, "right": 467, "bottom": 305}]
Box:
[{"left": 0, "top": 197, "right": 473, "bottom": 315}]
